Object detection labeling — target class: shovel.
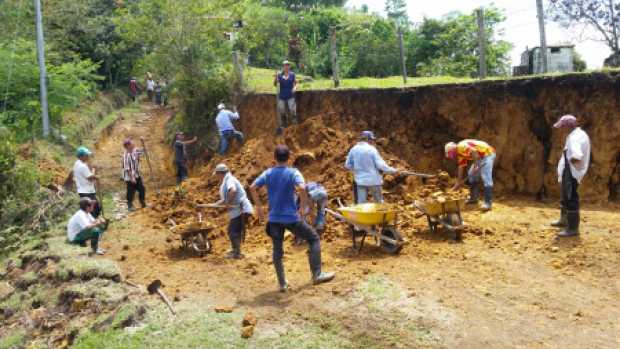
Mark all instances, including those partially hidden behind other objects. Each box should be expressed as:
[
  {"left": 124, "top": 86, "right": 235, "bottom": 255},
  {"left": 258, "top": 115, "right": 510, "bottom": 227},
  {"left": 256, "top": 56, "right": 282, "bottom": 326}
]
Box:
[
  {"left": 400, "top": 170, "right": 436, "bottom": 178},
  {"left": 195, "top": 203, "right": 230, "bottom": 209}
]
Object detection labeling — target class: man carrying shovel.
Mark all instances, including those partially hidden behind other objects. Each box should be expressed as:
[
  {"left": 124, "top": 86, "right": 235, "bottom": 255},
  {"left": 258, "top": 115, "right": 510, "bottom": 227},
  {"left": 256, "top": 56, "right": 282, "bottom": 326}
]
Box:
[
  {"left": 208, "top": 163, "right": 254, "bottom": 259},
  {"left": 445, "top": 139, "right": 496, "bottom": 211},
  {"left": 250, "top": 145, "right": 335, "bottom": 292},
  {"left": 122, "top": 138, "right": 147, "bottom": 212}
]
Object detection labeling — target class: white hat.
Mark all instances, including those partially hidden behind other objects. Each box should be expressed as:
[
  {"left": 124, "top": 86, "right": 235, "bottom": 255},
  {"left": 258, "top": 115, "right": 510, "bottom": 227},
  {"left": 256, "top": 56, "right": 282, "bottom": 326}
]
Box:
[
  {"left": 444, "top": 142, "right": 457, "bottom": 158},
  {"left": 213, "top": 163, "right": 229, "bottom": 175},
  {"left": 283, "top": 60, "right": 291, "bottom": 65},
  {"left": 217, "top": 103, "right": 225, "bottom": 110}
]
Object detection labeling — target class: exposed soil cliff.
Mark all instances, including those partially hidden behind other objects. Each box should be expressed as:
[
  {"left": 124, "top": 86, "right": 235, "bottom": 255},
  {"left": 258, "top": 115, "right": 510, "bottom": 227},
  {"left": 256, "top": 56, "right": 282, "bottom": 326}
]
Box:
[{"left": 238, "top": 72, "right": 620, "bottom": 202}]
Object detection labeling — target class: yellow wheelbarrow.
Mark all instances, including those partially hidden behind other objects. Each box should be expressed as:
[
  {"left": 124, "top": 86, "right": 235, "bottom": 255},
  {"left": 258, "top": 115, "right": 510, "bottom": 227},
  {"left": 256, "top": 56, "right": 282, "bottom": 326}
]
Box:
[
  {"left": 413, "top": 198, "right": 465, "bottom": 240},
  {"left": 326, "top": 203, "right": 404, "bottom": 254}
]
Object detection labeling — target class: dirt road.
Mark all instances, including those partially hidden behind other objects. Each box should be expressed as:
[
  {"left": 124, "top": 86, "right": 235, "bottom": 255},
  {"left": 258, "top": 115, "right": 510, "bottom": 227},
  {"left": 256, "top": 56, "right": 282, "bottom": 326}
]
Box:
[{"left": 98, "top": 102, "right": 620, "bottom": 348}]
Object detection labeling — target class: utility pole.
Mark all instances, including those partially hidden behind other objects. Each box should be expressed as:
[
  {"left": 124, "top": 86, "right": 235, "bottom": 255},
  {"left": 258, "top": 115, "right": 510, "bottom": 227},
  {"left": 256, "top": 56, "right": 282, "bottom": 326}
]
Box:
[
  {"left": 536, "top": 0, "right": 549, "bottom": 73},
  {"left": 611, "top": 0, "right": 619, "bottom": 52},
  {"left": 476, "top": 8, "right": 487, "bottom": 79},
  {"left": 329, "top": 27, "right": 340, "bottom": 88},
  {"left": 34, "top": 0, "right": 50, "bottom": 138},
  {"left": 397, "top": 26, "right": 408, "bottom": 85}
]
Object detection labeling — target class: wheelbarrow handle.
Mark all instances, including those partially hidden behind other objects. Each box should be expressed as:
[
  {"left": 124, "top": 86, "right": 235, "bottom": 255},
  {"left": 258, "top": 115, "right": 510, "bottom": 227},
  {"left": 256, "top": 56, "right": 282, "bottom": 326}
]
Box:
[{"left": 400, "top": 170, "right": 436, "bottom": 178}]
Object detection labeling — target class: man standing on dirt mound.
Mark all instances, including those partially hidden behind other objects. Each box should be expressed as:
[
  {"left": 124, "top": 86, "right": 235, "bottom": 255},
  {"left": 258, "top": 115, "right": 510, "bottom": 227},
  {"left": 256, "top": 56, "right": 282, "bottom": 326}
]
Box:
[
  {"left": 250, "top": 145, "right": 335, "bottom": 292},
  {"left": 345, "top": 131, "right": 399, "bottom": 204},
  {"left": 550, "top": 115, "right": 591, "bottom": 237},
  {"left": 213, "top": 163, "right": 253, "bottom": 259},
  {"left": 215, "top": 103, "right": 244, "bottom": 155},
  {"left": 273, "top": 60, "right": 298, "bottom": 135},
  {"left": 445, "top": 139, "right": 496, "bottom": 211},
  {"left": 174, "top": 132, "right": 198, "bottom": 184},
  {"left": 122, "top": 138, "right": 147, "bottom": 212},
  {"left": 73, "top": 146, "right": 101, "bottom": 218}
]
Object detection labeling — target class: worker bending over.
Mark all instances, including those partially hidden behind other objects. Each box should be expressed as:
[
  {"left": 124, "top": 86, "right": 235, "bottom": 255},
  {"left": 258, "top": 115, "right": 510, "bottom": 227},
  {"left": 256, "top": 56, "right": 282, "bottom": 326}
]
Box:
[
  {"left": 67, "top": 197, "right": 107, "bottom": 255},
  {"left": 213, "top": 163, "right": 254, "bottom": 259},
  {"left": 295, "top": 182, "right": 328, "bottom": 245},
  {"left": 250, "top": 145, "right": 335, "bottom": 292},
  {"left": 345, "top": 131, "right": 399, "bottom": 204},
  {"left": 215, "top": 103, "right": 244, "bottom": 155},
  {"left": 445, "top": 139, "right": 496, "bottom": 211},
  {"left": 550, "top": 115, "right": 591, "bottom": 237}
]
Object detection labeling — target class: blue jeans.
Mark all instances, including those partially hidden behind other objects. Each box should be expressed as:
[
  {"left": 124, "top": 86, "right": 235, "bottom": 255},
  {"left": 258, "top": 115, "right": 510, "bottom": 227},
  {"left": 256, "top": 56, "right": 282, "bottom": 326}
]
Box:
[
  {"left": 356, "top": 185, "right": 383, "bottom": 204},
  {"left": 267, "top": 221, "right": 322, "bottom": 285},
  {"left": 218, "top": 130, "right": 244, "bottom": 155},
  {"left": 469, "top": 153, "right": 495, "bottom": 187},
  {"left": 308, "top": 188, "right": 328, "bottom": 229}
]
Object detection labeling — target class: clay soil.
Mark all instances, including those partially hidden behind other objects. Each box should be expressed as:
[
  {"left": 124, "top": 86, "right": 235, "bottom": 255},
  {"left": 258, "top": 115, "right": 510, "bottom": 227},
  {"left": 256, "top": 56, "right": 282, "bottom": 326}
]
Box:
[{"left": 97, "top": 102, "right": 620, "bottom": 348}]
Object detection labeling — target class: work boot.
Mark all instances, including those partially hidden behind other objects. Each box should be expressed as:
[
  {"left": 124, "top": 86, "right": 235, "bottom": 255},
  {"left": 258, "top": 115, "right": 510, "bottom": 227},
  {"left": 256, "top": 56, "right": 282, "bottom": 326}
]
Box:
[
  {"left": 274, "top": 259, "right": 287, "bottom": 291},
  {"left": 550, "top": 208, "right": 567, "bottom": 227},
  {"left": 127, "top": 206, "right": 136, "bottom": 212},
  {"left": 557, "top": 210, "right": 579, "bottom": 237},
  {"left": 312, "top": 271, "right": 335, "bottom": 285},
  {"left": 480, "top": 186, "right": 493, "bottom": 211},
  {"left": 140, "top": 201, "right": 148, "bottom": 209},
  {"left": 466, "top": 183, "right": 479, "bottom": 204}
]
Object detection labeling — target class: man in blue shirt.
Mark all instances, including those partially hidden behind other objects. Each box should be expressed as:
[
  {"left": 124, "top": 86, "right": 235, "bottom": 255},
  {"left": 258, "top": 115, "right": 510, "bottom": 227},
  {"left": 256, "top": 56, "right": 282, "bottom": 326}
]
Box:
[
  {"left": 215, "top": 103, "right": 244, "bottom": 155},
  {"left": 250, "top": 145, "right": 335, "bottom": 292},
  {"left": 345, "top": 131, "right": 399, "bottom": 204},
  {"left": 273, "top": 60, "right": 298, "bottom": 135}
]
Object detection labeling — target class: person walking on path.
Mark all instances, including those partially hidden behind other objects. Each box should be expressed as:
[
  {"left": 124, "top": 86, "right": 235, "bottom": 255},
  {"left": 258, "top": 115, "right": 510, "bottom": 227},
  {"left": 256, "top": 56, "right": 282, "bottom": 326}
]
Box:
[
  {"left": 550, "top": 115, "right": 591, "bottom": 237},
  {"left": 445, "top": 139, "right": 496, "bottom": 211},
  {"left": 174, "top": 132, "right": 198, "bottom": 184},
  {"left": 154, "top": 81, "right": 163, "bottom": 106},
  {"left": 250, "top": 145, "right": 335, "bottom": 292},
  {"left": 345, "top": 131, "right": 399, "bottom": 204},
  {"left": 122, "top": 138, "right": 147, "bottom": 212},
  {"left": 273, "top": 60, "right": 298, "bottom": 135},
  {"left": 215, "top": 103, "right": 244, "bottom": 155},
  {"left": 146, "top": 75, "right": 155, "bottom": 102},
  {"left": 129, "top": 77, "right": 139, "bottom": 102},
  {"left": 212, "top": 163, "right": 254, "bottom": 259},
  {"left": 73, "top": 146, "right": 101, "bottom": 218},
  {"left": 67, "top": 197, "right": 107, "bottom": 255}
]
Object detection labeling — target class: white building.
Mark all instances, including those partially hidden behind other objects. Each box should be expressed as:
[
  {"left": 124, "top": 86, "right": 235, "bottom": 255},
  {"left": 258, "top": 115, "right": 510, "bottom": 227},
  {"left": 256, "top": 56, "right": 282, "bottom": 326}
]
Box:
[{"left": 513, "top": 45, "right": 575, "bottom": 76}]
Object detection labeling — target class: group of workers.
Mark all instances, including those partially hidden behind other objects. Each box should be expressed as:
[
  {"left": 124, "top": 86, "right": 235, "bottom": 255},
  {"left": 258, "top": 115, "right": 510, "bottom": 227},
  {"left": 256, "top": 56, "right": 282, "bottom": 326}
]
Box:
[
  {"left": 65, "top": 58, "right": 592, "bottom": 292},
  {"left": 129, "top": 73, "right": 168, "bottom": 106}
]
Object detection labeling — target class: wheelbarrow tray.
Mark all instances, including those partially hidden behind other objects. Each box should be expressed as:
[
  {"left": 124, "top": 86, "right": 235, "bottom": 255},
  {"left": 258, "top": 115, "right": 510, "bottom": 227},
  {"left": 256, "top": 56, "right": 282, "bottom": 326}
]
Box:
[
  {"left": 337, "top": 203, "right": 398, "bottom": 226},
  {"left": 414, "top": 199, "right": 465, "bottom": 216}
]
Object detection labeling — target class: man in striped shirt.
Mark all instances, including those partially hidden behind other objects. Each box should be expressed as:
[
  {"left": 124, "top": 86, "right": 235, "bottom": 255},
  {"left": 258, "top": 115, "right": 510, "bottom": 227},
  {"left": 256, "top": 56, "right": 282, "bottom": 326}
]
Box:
[{"left": 123, "top": 138, "right": 147, "bottom": 212}]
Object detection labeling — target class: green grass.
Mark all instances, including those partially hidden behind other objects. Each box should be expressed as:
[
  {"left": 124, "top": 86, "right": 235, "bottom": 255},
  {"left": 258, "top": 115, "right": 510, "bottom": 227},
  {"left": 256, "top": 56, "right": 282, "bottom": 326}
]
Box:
[{"left": 0, "top": 329, "right": 26, "bottom": 349}]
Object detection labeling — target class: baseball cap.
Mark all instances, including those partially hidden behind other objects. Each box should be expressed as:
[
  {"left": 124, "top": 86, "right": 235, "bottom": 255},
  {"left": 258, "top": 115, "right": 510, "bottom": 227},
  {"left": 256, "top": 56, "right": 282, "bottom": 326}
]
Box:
[
  {"left": 360, "top": 131, "right": 375, "bottom": 140},
  {"left": 217, "top": 103, "right": 225, "bottom": 110},
  {"left": 553, "top": 114, "right": 577, "bottom": 128},
  {"left": 123, "top": 138, "right": 132, "bottom": 146},
  {"left": 444, "top": 142, "right": 457, "bottom": 159},
  {"left": 76, "top": 146, "right": 92, "bottom": 158},
  {"left": 283, "top": 60, "right": 291, "bottom": 65},
  {"left": 213, "top": 163, "right": 229, "bottom": 175}
]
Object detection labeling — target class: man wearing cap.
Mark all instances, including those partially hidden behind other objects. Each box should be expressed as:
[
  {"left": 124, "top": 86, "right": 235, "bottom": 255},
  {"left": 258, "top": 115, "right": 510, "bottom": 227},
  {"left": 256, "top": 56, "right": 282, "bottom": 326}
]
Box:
[
  {"left": 212, "top": 163, "right": 253, "bottom": 259},
  {"left": 345, "top": 131, "right": 399, "bottom": 204},
  {"left": 174, "top": 132, "right": 198, "bottom": 184},
  {"left": 73, "top": 146, "right": 101, "bottom": 218},
  {"left": 215, "top": 103, "right": 244, "bottom": 155},
  {"left": 122, "top": 138, "right": 147, "bottom": 212},
  {"left": 550, "top": 115, "right": 591, "bottom": 237},
  {"left": 445, "top": 139, "right": 496, "bottom": 211},
  {"left": 273, "top": 60, "right": 298, "bottom": 135},
  {"left": 67, "top": 197, "right": 107, "bottom": 255},
  {"left": 250, "top": 145, "right": 335, "bottom": 292}
]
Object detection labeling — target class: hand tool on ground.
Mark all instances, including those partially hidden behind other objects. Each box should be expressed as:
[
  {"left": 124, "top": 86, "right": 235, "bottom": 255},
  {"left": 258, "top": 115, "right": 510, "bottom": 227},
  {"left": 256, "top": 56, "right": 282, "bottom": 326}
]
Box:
[
  {"left": 140, "top": 138, "right": 160, "bottom": 194},
  {"left": 147, "top": 279, "right": 176, "bottom": 315},
  {"left": 400, "top": 170, "right": 436, "bottom": 178},
  {"left": 195, "top": 203, "right": 229, "bottom": 209}
]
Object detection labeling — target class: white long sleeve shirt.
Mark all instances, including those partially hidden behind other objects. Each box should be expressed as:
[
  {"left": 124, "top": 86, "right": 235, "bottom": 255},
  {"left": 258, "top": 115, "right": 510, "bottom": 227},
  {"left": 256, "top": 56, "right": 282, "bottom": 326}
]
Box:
[
  {"left": 345, "top": 142, "right": 397, "bottom": 186},
  {"left": 557, "top": 127, "right": 591, "bottom": 183},
  {"left": 215, "top": 109, "right": 240, "bottom": 134}
]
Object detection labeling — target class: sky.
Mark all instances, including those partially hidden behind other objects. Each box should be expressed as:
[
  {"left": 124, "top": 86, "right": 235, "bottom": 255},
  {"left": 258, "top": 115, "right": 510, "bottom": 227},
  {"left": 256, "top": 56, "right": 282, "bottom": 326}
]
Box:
[{"left": 346, "top": 0, "right": 611, "bottom": 69}]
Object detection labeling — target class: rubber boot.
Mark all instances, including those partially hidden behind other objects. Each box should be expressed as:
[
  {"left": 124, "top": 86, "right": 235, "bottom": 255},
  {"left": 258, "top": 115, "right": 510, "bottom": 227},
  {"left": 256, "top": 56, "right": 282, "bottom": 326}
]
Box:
[
  {"left": 466, "top": 184, "right": 480, "bottom": 204},
  {"left": 480, "top": 186, "right": 493, "bottom": 211},
  {"left": 274, "top": 259, "right": 288, "bottom": 292},
  {"left": 225, "top": 233, "right": 243, "bottom": 259},
  {"left": 313, "top": 271, "right": 335, "bottom": 285},
  {"left": 557, "top": 210, "right": 579, "bottom": 237},
  {"left": 550, "top": 208, "right": 567, "bottom": 227}
]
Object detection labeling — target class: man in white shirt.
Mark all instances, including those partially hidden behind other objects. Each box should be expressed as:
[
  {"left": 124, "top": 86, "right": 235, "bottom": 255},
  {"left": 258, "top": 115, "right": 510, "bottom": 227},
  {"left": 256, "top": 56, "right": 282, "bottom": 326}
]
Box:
[
  {"left": 345, "top": 131, "right": 400, "bottom": 204},
  {"left": 73, "top": 146, "right": 101, "bottom": 218},
  {"left": 550, "top": 115, "right": 591, "bottom": 237},
  {"left": 212, "top": 163, "right": 253, "bottom": 259},
  {"left": 67, "top": 197, "right": 107, "bottom": 255},
  {"left": 215, "top": 103, "right": 244, "bottom": 155}
]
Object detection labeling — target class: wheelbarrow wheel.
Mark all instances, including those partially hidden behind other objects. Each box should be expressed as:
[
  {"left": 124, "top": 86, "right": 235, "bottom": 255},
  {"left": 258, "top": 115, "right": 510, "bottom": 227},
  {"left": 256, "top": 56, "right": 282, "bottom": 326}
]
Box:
[
  {"left": 191, "top": 232, "right": 212, "bottom": 256},
  {"left": 380, "top": 227, "right": 403, "bottom": 254}
]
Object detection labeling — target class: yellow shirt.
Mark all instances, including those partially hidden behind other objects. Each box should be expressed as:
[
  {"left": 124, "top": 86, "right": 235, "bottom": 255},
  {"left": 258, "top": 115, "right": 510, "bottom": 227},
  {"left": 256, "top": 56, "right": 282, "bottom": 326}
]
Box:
[{"left": 457, "top": 140, "right": 495, "bottom": 167}]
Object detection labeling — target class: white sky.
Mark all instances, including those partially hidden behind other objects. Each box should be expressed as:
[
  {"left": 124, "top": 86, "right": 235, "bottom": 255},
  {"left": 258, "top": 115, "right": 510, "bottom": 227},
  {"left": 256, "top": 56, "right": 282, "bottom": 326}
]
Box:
[{"left": 346, "top": 0, "right": 611, "bottom": 69}]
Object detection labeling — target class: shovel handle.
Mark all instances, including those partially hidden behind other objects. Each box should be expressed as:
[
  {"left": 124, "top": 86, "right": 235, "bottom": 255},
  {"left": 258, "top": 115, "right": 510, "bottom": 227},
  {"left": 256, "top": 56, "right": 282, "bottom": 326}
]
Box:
[{"left": 401, "top": 171, "right": 436, "bottom": 178}]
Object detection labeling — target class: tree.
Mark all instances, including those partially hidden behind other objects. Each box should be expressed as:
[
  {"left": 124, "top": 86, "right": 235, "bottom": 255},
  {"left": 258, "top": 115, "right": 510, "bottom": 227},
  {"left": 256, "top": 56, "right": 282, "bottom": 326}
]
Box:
[
  {"left": 385, "top": 0, "right": 408, "bottom": 27},
  {"left": 549, "top": 0, "right": 620, "bottom": 54},
  {"left": 267, "top": 0, "right": 346, "bottom": 12},
  {"left": 572, "top": 48, "right": 587, "bottom": 71},
  {"left": 408, "top": 7, "right": 512, "bottom": 77}
]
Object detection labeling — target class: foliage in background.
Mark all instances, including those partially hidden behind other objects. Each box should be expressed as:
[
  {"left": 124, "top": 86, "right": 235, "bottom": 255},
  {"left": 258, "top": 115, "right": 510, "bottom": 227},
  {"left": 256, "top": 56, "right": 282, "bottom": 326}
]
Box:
[{"left": 572, "top": 48, "right": 587, "bottom": 72}]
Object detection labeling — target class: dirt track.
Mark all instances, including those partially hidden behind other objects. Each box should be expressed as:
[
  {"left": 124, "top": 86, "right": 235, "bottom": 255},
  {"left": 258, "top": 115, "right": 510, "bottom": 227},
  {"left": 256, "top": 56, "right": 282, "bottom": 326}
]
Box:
[{"left": 99, "top": 101, "right": 620, "bottom": 348}]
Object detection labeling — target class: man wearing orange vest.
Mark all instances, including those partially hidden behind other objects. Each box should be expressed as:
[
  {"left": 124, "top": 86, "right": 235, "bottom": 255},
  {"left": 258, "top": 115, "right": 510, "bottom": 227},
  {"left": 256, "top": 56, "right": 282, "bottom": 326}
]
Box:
[{"left": 445, "top": 139, "right": 496, "bottom": 211}]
